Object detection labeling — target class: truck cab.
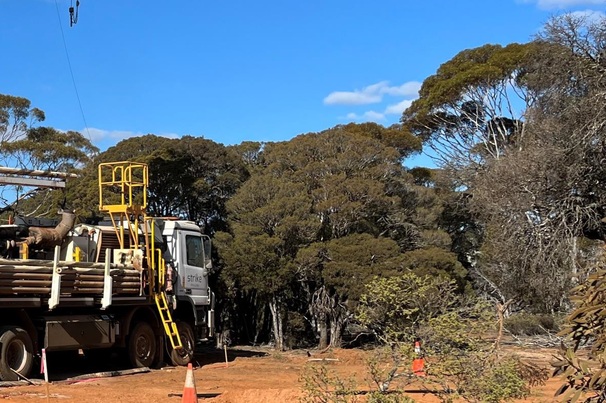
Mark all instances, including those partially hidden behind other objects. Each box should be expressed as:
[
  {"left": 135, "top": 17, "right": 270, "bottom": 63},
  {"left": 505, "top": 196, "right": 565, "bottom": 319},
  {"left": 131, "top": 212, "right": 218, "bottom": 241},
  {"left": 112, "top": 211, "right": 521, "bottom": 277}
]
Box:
[{"left": 162, "top": 220, "right": 215, "bottom": 340}]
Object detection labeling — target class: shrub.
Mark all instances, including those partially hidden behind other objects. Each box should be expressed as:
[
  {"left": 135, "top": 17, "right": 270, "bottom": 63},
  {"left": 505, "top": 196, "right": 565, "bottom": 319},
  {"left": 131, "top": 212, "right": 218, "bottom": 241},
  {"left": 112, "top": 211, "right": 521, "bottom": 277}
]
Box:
[
  {"left": 300, "top": 273, "right": 548, "bottom": 403},
  {"left": 299, "top": 365, "right": 359, "bottom": 403},
  {"left": 504, "top": 313, "right": 560, "bottom": 336},
  {"left": 367, "top": 392, "right": 415, "bottom": 403},
  {"left": 467, "top": 357, "right": 531, "bottom": 403}
]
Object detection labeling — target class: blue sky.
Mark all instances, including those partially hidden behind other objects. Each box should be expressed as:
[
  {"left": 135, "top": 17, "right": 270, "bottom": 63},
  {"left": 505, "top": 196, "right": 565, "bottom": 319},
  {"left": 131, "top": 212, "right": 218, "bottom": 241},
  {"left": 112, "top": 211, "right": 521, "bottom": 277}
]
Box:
[{"left": 1, "top": 0, "right": 605, "bottom": 167}]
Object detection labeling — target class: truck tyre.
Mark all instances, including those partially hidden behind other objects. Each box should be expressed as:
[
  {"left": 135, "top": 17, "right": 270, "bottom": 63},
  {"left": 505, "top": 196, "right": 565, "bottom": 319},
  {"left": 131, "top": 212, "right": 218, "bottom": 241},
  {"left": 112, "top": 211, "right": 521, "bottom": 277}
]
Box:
[
  {"left": 0, "top": 326, "right": 33, "bottom": 381},
  {"left": 128, "top": 322, "right": 156, "bottom": 368},
  {"left": 169, "top": 321, "right": 195, "bottom": 366}
]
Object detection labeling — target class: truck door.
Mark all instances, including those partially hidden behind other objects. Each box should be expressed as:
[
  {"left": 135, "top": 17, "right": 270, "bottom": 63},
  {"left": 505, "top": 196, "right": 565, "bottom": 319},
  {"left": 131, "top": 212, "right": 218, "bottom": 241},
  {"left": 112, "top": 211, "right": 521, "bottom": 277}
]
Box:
[{"left": 178, "top": 231, "right": 209, "bottom": 302}]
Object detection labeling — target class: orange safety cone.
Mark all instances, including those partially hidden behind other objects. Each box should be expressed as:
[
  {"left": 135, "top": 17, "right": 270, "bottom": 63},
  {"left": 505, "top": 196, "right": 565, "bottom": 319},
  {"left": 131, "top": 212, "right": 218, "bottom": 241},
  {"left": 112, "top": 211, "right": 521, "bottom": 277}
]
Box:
[
  {"left": 412, "top": 357, "right": 426, "bottom": 376},
  {"left": 412, "top": 338, "right": 426, "bottom": 377},
  {"left": 181, "top": 363, "right": 198, "bottom": 403}
]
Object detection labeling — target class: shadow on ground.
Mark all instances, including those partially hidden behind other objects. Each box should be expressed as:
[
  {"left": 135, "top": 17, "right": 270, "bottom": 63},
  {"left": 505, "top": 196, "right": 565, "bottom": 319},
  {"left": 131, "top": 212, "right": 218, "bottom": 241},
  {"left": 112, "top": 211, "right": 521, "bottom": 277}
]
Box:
[
  {"left": 192, "top": 345, "right": 268, "bottom": 368},
  {"left": 36, "top": 344, "right": 269, "bottom": 382}
]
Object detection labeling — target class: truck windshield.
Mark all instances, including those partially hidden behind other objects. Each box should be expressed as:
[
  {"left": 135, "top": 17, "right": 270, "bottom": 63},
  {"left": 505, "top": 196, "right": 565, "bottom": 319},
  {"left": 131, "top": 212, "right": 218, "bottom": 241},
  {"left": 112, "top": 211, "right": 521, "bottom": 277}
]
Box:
[{"left": 185, "top": 235, "right": 205, "bottom": 268}]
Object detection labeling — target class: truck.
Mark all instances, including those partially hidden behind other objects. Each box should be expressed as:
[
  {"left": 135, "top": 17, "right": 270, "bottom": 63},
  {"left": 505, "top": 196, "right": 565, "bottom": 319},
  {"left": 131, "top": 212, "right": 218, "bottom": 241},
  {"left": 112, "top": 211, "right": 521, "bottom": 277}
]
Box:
[{"left": 0, "top": 161, "right": 215, "bottom": 381}]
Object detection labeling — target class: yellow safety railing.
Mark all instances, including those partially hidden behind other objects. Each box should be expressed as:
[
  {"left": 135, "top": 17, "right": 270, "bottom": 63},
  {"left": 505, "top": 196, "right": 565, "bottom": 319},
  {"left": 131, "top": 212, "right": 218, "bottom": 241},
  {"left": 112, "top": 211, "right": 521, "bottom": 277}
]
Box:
[
  {"left": 98, "top": 161, "right": 148, "bottom": 211},
  {"left": 97, "top": 161, "right": 182, "bottom": 350}
]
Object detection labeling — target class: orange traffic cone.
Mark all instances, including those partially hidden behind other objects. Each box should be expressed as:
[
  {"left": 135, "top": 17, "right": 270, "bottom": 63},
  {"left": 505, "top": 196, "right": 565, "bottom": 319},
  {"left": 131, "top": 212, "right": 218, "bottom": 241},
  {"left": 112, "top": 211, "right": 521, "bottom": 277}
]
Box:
[
  {"left": 412, "top": 357, "right": 426, "bottom": 376},
  {"left": 181, "top": 363, "right": 198, "bottom": 403},
  {"left": 412, "top": 339, "right": 426, "bottom": 377}
]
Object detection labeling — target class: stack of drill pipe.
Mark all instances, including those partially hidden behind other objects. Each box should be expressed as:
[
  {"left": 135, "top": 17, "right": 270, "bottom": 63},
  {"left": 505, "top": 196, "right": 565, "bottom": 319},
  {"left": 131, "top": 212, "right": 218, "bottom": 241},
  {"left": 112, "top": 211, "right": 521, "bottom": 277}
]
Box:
[{"left": 0, "top": 258, "right": 142, "bottom": 295}]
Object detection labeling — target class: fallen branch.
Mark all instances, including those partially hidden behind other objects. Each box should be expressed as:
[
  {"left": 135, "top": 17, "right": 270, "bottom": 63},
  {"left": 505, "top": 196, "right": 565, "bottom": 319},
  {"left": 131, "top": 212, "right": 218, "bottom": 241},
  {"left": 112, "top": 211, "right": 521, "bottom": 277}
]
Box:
[
  {"left": 343, "top": 332, "right": 374, "bottom": 347},
  {"left": 65, "top": 367, "right": 150, "bottom": 382},
  {"left": 0, "top": 380, "right": 44, "bottom": 387},
  {"left": 505, "top": 331, "right": 564, "bottom": 349},
  {"left": 9, "top": 367, "right": 38, "bottom": 385}
]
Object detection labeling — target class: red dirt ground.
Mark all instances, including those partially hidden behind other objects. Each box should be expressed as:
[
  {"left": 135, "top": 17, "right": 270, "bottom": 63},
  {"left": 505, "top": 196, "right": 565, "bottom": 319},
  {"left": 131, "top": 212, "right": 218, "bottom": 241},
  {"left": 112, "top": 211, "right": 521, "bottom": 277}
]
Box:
[{"left": 0, "top": 345, "right": 563, "bottom": 402}]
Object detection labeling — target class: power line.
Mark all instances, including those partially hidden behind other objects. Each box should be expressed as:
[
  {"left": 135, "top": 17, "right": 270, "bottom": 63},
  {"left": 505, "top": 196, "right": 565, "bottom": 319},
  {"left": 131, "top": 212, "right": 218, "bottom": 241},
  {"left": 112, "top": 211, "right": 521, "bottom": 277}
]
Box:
[{"left": 53, "top": 0, "right": 92, "bottom": 144}]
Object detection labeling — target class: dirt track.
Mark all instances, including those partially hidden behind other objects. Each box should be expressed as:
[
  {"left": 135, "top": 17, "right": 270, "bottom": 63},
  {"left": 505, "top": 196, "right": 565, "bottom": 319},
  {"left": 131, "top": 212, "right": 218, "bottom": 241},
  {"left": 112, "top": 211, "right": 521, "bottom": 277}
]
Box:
[{"left": 0, "top": 346, "right": 562, "bottom": 402}]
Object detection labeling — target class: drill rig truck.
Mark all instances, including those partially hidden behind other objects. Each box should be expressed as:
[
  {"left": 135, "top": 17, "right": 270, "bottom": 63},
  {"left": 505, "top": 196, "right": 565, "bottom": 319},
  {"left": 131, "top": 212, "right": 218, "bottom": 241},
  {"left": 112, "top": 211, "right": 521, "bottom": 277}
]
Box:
[{"left": 0, "top": 161, "right": 215, "bottom": 381}]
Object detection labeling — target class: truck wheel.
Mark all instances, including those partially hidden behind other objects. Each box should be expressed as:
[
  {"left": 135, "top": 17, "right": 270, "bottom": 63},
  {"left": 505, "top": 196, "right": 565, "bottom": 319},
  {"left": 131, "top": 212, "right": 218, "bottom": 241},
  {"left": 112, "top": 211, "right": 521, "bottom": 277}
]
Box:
[
  {"left": 128, "top": 322, "right": 156, "bottom": 368},
  {"left": 0, "top": 326, "right": 33, "bottom": 381},
  {"left": 169, "top": 322, "right": 195, "bottom": 366}
]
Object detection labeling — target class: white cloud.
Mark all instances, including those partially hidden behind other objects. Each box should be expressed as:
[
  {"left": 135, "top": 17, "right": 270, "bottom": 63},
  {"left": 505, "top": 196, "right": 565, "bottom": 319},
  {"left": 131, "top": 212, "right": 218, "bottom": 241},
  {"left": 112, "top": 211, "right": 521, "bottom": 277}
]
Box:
[
  {"left": 324, "top": 90, "right": 382, "bottom": 105},
  {"left": 524, "top": 0, "right": 606, "bottom": 9},
  {"left": 344, "top": 111, "right": 386, "bottom": 122},
  {"left": 384, "top": 99, "right": 413, "bottom": 115},
  {"left": 324, "top": 80, "right": 421, "bottom": 106},
  {"left": 568, "top": 9, "right": 606, "bottom": 19},
  {"left": 363, "top": 111, "right": 386, "bottom": 121},
  {"left": 343, "top": 100, "right": 413, "bottom": 123},
  {"left": 330, "top": 80, "right": 420, "bottom": 124},
  {"left": 381, "top": 82, "right": 422, "bottom": 97}
]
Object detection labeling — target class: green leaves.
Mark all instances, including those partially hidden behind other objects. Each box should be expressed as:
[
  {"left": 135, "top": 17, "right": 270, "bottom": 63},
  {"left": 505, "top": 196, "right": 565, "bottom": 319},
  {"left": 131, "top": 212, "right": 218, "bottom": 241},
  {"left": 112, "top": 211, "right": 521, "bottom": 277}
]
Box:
[
  {"left": 407, "top": 43, "right": 536, "bottom": 118},
  {"left": 357, "top": 272, "right": 458, "bottom": 339},
  {"left": 401, "top": 42, "right": 540, "bottom": 178},
  {"left": 0, "top": 93, "right": 45, "bottom": 147},
  {"left": 216, "top": 122, "right": 456, "bottom": 348},
  {"left": 357, "top": 273, "right": 543, "bottom": 402},
  {"left": 4, "top": 127, "right": 98, "bottom": 171},
  {"left": 70, "top": 134, "right": 248, "bottom": 232},
  {"left": 554, "top": 269, "right": 606, "bottom": 401}
]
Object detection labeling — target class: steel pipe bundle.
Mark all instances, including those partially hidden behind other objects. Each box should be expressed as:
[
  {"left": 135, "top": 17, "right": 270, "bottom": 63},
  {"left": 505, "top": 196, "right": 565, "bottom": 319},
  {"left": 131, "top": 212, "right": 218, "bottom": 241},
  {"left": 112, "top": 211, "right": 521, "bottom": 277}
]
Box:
[{"left": 0, "top": 259, "right": 143, "bottom": 296}]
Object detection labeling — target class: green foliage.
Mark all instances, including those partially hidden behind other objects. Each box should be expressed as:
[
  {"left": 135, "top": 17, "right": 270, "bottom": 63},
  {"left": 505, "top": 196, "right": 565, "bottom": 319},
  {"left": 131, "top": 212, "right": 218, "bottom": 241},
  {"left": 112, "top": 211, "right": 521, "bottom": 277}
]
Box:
[
  {"left": 467, "top": 14, "right": 606, "bottom": 313},
  {"left": 503, "top": 313, "right": 560, "bottom": 336},
  {"left": 145, "top": 135, "right": 249, "bottom": 232},
  {"left": 366, "top": 393, "right": 415, "bottom": 403},
  {"left": 4, "top": 126, "right": 98, "bottom": 171},
  {"left": 0, "top": 93, "right": 45, "bottom": 147},
  {"left": 554, "top": 268, "right": 606, "bottom": 402},
  {"left": 69, "top": 134, "right": 247, "bottom": 232},
  {"left": 217, "top": 122, "right": 445, "bottom": 348},
  {"left": 299, "top": 365, "right": 360, "bottom": 403},
  {"left": 357, "top": 273, "right": 458, "bottom": 341},
  {"left": 309, "top": 234, "right": 403, "bottom": 305},
  {"left": 408, "top": 167, "right": 434, "bottom": 187},
  {"left": 0, "top": 93, "right": 98, "bottom": 216},
  {"left": 399, "top": 13, "right": 606, "bottom": 315},
  {"left": 402, "top": 42, "right": 538, "bottom": 152},
  {"left": 458, "top": 357, "right": 531, "bottom": 403},
  {"left": 356, "top": 273, "right": 545, "bottom": 402},
  {"left": 399, "top": 247, "right": 467, "bottom": 289},
  {"left": 228, "top": 141, "right": 266, "bottom": 172},
  {"left": 332, "top": 122, "right": 421, "bottom": 160}
]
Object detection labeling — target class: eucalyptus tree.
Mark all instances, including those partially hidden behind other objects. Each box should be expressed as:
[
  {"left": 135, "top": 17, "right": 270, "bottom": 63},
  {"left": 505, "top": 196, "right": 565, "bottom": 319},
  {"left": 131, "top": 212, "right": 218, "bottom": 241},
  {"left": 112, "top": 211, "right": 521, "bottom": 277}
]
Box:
[
  {"left": 402, "top": 14, "right": 606, "bottom": 311},
  {"left": 401, "top": 42, "right": 539, "bottom": 183},
  {"left": 145, "top": 136, "right": 249, "bottom": 233},
  {"left": 0, "top": 94, "right": 45, "bottom": 153},
  {"left": 69, "top": 134, "right": 248, "bottom": 234},
  {"left": 0, "top": 94, "right": 97, "bottom": 217},
  {"left": 67, "top": 134, "right": 174, "bottom": 221},
  {"left": 4, "top": 126, "right": 98, "bottom": 172},
  {"left": 216, "top": 123, "right": 464, "bottom": 348}
]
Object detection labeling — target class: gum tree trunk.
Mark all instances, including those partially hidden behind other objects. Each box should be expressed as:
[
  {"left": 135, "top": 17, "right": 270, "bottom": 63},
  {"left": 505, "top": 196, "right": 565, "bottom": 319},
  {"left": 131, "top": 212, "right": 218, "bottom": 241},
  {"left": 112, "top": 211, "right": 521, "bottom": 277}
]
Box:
[{"left": 268, "top": 296, "right": 284, "bottom": 351}]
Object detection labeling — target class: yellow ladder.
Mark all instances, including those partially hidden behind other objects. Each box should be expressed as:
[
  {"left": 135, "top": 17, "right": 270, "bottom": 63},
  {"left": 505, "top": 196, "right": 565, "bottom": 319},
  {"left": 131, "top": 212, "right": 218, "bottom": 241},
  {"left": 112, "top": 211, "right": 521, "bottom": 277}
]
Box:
[
  {"left": 154, "top": 292, "right": 183, "bottom": 350},
  {"left": 97, "top": 162, "right": 183, "bottom": 350}
]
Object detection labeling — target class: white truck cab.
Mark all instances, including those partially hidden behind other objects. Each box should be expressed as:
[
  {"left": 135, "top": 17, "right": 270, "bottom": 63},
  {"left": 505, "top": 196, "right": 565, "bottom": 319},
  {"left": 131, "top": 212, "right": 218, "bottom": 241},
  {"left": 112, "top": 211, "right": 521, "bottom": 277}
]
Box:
[{"left": 162, "top": 220, "right": 214, "bottom": 335}]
